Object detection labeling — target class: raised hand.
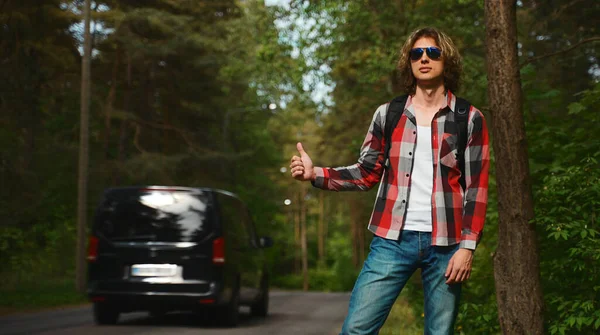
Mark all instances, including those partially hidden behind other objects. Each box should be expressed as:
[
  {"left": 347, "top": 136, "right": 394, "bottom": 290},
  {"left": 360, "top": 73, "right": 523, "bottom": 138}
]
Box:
[{"left": 290, "top": 142, "right": 315, "bottom": 182}]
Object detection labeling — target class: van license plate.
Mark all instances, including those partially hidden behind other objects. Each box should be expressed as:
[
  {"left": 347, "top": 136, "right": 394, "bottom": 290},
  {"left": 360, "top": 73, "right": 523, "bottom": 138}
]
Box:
[{"left": 131, "top": 264, "right": 177, "bottom": 277}]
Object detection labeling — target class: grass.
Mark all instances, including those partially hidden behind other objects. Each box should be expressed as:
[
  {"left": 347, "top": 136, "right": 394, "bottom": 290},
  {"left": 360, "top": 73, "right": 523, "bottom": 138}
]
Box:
[
  {"left": 0, "top": 278, "right": 88, "bottom": 315},
  {"left": 379, "top": 296, "right": 424, "bottom": 335}
]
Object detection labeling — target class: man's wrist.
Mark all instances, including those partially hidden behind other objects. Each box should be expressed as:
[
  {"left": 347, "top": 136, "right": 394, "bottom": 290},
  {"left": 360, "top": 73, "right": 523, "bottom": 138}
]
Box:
[{"left": 311, "top": 167, "right": 322, "bottom": 182}]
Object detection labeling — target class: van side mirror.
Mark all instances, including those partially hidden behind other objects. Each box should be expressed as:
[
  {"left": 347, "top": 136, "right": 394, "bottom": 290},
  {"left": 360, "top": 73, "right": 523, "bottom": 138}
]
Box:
[{"left": 259, "top": 236, "right": 273, "bottom": 248}]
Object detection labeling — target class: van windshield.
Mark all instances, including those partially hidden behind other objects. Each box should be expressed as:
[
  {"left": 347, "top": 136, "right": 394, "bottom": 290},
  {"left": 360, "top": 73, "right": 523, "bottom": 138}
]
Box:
[{"left": 95, "top": 189, "right": 214, "bottom": 242}]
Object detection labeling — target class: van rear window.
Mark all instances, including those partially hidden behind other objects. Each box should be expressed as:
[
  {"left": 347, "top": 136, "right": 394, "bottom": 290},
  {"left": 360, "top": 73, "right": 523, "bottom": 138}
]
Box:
[{"left": 95, "top": 189, "right": 214, "bottom": 242}]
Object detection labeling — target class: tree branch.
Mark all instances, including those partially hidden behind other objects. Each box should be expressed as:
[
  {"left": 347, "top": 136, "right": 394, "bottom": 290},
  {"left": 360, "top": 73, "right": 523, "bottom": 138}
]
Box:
[
  {"left": 529, "top": 0, "right": 586, "bottom": 32},
  {"left": 130, "top": 118, "right": 199, "bottom": 151},
  {"left": 133, "top": 124, "right": 146, "bottom": 154},
  {"left": 520, "top": 37, "right": 600, "bottom": 69}
]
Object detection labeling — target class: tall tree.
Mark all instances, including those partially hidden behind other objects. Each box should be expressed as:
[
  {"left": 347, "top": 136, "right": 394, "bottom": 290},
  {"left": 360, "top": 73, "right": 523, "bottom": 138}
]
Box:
[
  {"left": 76, "top": 0, "right": 92, "bottom": 293},
  {"left": 484, "top": 1, "right": 544, "bottom": 333}
]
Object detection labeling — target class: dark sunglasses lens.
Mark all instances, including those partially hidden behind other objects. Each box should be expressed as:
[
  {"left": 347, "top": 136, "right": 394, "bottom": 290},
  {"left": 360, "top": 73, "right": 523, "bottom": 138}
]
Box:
[
  {"left": 409, "top": 48, "right": 424, "bottom": 60},
  {"left": 427, "top": 47, "right": 442, "bottom": 59}
]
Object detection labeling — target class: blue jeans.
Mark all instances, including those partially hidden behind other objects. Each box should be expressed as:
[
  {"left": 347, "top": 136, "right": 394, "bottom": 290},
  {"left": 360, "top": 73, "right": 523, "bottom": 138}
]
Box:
[{"left": 340, "top": 231, "right": 461, "bottom": 335}]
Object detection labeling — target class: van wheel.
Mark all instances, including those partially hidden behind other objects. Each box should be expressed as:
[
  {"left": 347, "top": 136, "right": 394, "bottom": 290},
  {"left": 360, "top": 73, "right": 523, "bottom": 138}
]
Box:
[
  {"left": 251, "top": 275, "right": 269, "bottom": 317},
  {"left": 220, "top": 289, "right": 240, "bottom": 327},
  {"left": 93, "top": 302, "right": 119, "bottom": 325}
]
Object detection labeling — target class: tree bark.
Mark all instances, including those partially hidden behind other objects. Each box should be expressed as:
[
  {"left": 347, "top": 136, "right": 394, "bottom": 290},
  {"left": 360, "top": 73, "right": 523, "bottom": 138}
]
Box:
[
  {"left": 484, "top": 1, "right": 544, "bottom": 334},
  {"left": 76, "top": 0, "right": 92, "bottom": 293}
]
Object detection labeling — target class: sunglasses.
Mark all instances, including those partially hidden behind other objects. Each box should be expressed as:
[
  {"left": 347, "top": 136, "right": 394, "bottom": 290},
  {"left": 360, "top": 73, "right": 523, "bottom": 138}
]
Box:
[{"left": 409, "top": 47, "right": 442, "bottom": 61}]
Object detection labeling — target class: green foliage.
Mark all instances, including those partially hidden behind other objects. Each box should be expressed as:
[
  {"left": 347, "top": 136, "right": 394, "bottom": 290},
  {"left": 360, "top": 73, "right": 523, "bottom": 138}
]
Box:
[
  {"left": 0, "top": 216, "right": 76, "bottom": 289},
  {"left": 534, "top": 156, "right": 600, "bottom": 335},
  {"left": 273, "top": 265, "right": 357, "bottom": 292},
  {"left": 0, "top": 279, "right": 86, "bottom": 312},
  {"left": 0, "top": 0, "right": 294, "bottom": 310},
  {"left": 524, "top": 80, "right": 600, "bottom": 334}
]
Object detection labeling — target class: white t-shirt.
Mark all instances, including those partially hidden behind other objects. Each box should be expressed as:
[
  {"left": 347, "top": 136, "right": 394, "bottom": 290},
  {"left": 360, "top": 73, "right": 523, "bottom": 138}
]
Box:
[{"left": 403, "top": 125, "right": 433, "bottom": 232}]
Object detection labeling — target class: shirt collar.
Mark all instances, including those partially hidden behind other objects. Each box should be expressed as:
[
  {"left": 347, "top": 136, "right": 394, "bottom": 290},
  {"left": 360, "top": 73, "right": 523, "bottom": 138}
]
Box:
[
  {"left": 445, "top": 90, "right": 457, "bottom": 112},
  {"left": 406, "top": 90, "right": 456, "bottom": 114}
]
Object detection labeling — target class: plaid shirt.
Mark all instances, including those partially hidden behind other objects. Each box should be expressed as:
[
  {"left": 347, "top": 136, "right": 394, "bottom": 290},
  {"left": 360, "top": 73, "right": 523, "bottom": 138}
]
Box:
[{"left": 312, "top": 91, "right": 490, "bottom": 250}]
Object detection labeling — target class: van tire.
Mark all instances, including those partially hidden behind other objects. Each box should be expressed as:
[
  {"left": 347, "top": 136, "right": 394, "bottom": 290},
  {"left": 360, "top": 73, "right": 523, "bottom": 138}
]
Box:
[
  {"left": 220, "top": 288, "right": 240, "bottom": 327},
  {"left": 93, "top": 302, "right": 119, "bottom": 325},
  {"left": 251, "top": 274, "right": 269, "bottom": 317}
]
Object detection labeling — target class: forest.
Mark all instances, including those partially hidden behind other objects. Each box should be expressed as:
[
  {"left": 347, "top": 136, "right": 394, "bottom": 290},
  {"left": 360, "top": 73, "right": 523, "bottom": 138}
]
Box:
[{"left": 1, "top": 0, "right": 599, "bottom": 334}]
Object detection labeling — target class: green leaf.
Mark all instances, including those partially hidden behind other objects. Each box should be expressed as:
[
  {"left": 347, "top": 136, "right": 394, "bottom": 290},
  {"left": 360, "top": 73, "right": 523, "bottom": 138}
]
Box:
[{"left": 567, "top": 102, "right": 586, "bottom": 115}]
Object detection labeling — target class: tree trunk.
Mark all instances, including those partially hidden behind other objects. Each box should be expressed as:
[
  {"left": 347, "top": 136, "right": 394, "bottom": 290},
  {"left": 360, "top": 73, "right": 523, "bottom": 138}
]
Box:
[
  {"left": 349, "top": 197, "right": 360, "bottom": 269},
  {"left": 358, "top": 211, "right": 365, "bottom": 264},
  {"left": 484, "top": 1, "right": 544, "bottom": 334},
  {"left": 300, "top": 184, "right": 309, "bottom": 291},
  {"left": 294, "top": 190, "right": 301, "bottom": 274},
  {"left": 318, "top": 191, "right": 324, "bottom": 263},
  {"left": 323, "top": 195, "right": 328, "bottom": 261},
  {"left": 103, "top": 46, "right": 119, "bottom": 159},
  {"left": 113, "top": 53, "right": 132, "bottom": 185},
  {"left": 76, "top": 0, "right": 92, "bottom": 293},
  {"left": 350, "top": 206, "right": 357, "bottom": 268}
]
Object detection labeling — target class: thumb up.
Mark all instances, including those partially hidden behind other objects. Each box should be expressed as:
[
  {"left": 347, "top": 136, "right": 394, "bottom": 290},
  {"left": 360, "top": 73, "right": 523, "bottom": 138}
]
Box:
[{"left": 290, "top": 142, "right": 315, "bottom": 182}]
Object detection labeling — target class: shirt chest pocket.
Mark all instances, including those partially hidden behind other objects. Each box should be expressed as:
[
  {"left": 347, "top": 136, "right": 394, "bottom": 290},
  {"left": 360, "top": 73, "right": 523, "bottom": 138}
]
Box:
[{"left": 439, "top": 132, "right": 459, "bottom": 169}]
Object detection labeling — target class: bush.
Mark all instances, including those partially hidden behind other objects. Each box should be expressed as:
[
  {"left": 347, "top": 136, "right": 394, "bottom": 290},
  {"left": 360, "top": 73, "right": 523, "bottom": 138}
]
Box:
[{"left": 534, "top": 156, "right": 600, "bottom": 334}]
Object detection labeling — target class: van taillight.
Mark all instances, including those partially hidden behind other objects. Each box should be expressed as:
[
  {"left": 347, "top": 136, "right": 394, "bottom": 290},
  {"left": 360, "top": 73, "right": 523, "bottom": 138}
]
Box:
[
  {"left": 87, "top": 236, "right": 99, "bottom": 262},
  {"left": 212, "top": 237, "right": 225, "bottom": 265}
]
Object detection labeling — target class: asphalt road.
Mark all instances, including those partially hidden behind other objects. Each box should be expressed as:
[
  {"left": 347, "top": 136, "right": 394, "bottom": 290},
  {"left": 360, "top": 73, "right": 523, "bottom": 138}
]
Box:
[{"left": 0, "top": 291, "right": 350, "bottom": 335}]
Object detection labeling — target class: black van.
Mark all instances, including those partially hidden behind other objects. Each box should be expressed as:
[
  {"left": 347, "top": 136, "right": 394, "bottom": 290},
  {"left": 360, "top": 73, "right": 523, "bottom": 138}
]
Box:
[{"left": 87, "top": 186, "right": 272, "bottom": 326}]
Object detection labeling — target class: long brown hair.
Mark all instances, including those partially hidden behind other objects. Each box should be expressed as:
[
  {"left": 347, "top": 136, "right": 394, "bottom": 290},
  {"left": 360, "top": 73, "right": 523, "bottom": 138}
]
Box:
[{"left": 397, "top": 27, "right": 462, "bottom": 94}]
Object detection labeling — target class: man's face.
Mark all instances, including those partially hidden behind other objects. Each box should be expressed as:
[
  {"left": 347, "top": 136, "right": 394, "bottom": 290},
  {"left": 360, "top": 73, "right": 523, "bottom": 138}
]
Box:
[{"left": 410, "top": 37, "right": 444, "bottom": 87}]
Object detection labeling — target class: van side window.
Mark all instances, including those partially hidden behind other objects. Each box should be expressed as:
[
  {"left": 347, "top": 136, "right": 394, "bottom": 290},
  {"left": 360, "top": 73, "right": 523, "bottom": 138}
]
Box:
[{"left": 217, "top": 194, "right": 249, "bottom": 248}]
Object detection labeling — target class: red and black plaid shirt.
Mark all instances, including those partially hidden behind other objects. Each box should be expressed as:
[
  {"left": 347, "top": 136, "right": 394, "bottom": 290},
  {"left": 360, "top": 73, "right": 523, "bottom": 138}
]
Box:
[{"left": 312, "top": 91, "right": 490, "bottom": 249}]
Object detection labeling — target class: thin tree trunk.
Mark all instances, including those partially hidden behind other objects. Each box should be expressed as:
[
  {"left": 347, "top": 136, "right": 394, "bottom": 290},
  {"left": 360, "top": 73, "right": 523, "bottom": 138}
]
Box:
[
  {"left": 318, "top": 191, "right": 324, "bottom": 263},
  {"left": 358, "top": 211, "right": 365, "bottom": 264},
  {"left": 484, "top": 1, "right": 544, "bottom": 333},
  {"left": 294, "top": 190, "right": 301, "bottom": 274},
  {"left": 349, "top": 198, "right": 359, "bottom": 269},
  {"left": 323, "top": 195, "right": 328, "bottom": 261},
  {"left": 103, "top": 46, "right": 119, "bottom": 159},
  {"left": 113, "top": 53, "right": 132, "bottom": 185},
  {"left": 76, "top": 0, "right": 92, "bottom": 293},
  {"left": 300, "top": 184, "right": 308, "bottom": 291}
]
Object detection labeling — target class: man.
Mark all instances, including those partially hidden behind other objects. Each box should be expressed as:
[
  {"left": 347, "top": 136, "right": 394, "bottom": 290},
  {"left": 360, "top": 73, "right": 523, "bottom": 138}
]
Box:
[{"left": 289, "top": 27, "right": 490, "bottom": 334}]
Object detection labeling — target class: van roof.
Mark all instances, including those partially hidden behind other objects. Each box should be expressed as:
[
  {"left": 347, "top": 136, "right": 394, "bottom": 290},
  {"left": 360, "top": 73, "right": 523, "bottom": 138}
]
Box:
[{"left": 103, "top": 186, "right": 240, "bottom": 200}]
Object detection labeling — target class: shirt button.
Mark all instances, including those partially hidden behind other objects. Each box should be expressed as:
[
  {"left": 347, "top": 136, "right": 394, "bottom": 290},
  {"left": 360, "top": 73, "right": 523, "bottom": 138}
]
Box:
[
  {"left": 402, "top": 200, "right": 406, "bottom": 203},
  {"left": 406, "top": 174, "right": 409, "bottom": 177},
  {"left": 409, "top": 152, "right": 412, "bottom": 155},
  {"left": 413, "top": 131, "right": 416, "bottom": 134}
]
